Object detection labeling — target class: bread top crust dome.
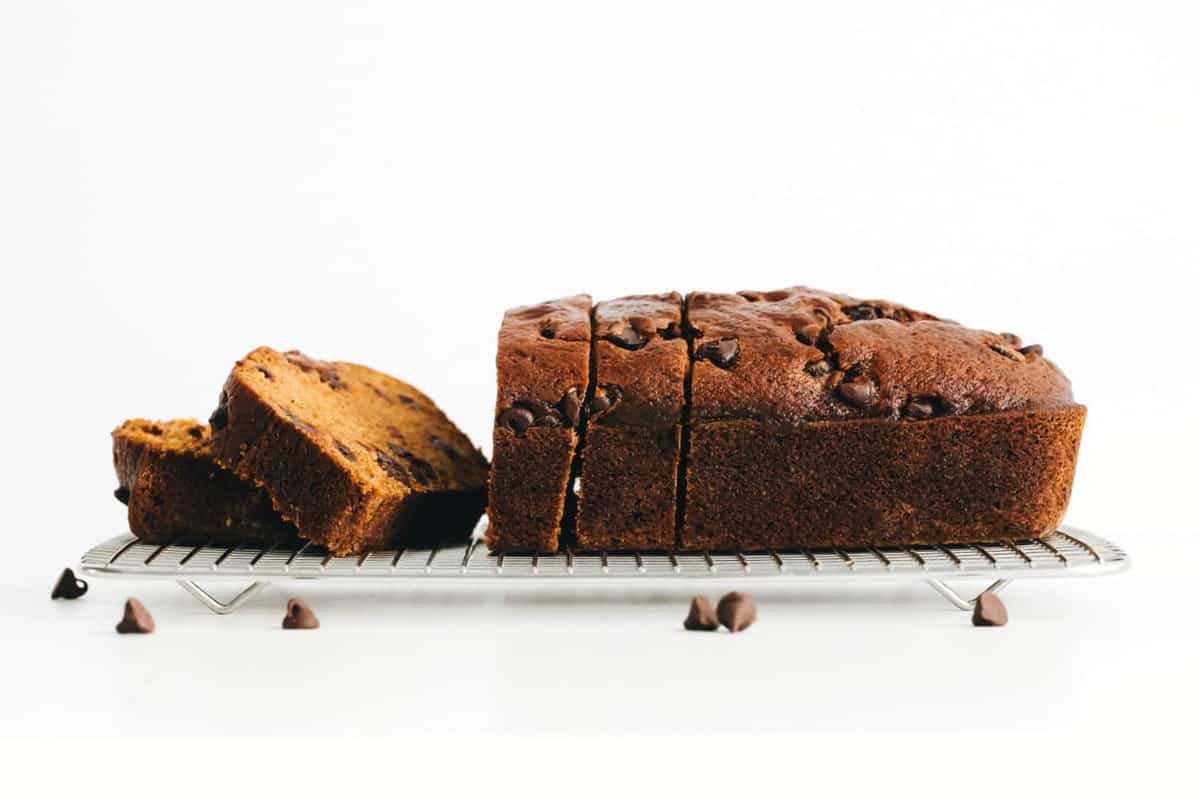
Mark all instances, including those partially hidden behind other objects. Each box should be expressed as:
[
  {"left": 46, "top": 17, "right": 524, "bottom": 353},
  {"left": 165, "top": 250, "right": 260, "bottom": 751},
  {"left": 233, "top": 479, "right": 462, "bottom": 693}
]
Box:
[{"left": 686, "top": 286, "right": 1073, "bottom": 426}]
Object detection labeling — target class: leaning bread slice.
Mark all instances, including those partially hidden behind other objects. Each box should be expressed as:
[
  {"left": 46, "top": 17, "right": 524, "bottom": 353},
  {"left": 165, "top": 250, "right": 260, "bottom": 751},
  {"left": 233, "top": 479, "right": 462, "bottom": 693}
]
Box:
[
  {"left": 208, "top": 347, "right": 489, "bottom": 555},
  {"left": 113, "top": 418, "right": 296, "bottom": 545}
]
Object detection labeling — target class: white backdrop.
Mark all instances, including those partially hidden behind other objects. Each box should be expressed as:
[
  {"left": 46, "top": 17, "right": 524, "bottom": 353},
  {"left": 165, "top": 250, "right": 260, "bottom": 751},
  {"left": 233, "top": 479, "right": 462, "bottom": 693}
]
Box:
[{"left": 1, "top": 0, "right": 1197, "bottom": 791}]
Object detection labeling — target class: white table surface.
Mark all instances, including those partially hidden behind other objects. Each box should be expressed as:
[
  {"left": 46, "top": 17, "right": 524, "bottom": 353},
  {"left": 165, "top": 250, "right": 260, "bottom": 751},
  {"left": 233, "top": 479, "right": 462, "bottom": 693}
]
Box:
[{"left": 7, "top": 524, "right": 1194, "bottom": 739}]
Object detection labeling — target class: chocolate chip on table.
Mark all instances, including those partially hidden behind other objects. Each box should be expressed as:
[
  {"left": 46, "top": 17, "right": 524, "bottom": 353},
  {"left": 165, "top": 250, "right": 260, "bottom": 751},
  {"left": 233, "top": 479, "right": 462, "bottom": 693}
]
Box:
[
  {"left": 837, "top": 378, "right": 875, "bottom": 408},
  {"left": 282, "top": 597, "right": 320, "bottom": 629},
  {"left": 972, "top": 592, "right": 1008, "bottom": 627},
  {"left": 683, "top": 596, "right": 720, "bottom": 631},
  {"left": 558, "top": 388, "right": 583, "bottom": 426},
  {"left": 716, "top": 592, "right": 757, "bottom": 632},
  {"left": 989, "top": 343, "right": 1025, "bottom": 362},
  {"left": 606, "top": 325, "right": 649, "bottom": 350},
  {"left": 697, "top": 338, "right": 739, "bottom": 369},
  {"left": 498, "top": 407, "right": 535, "bottom": 434},
  {"left": 1019, "top": 344, "right": 1043, "bottom": 358},
  {"left": 903, "top": 398, "right": 936, "bottom": 420},
  {"left": 115, "top": 598, "right": 155, "bottom": 634},
  {"left": 51, "top": 568, "right": 88, "bottom": 600},
  {"left": 113, "top": 486, "right": 131, "bottom": 505}
]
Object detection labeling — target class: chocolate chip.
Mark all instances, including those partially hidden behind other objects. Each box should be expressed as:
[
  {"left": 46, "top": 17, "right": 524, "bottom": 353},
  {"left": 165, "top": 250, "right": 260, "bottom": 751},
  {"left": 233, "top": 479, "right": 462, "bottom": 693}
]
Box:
[
  {"left": 989, "top": 343, "right": 1024, "bottom": 362},
  {"left": 430, "top": 435, "right": 460, "bottom": 462},
  {"left": 115, "top": 598, "right": 155, "bottom": 634},
  {"left": 148, "top": 424, "right": 164, "bottom": 436},
  {"left": 397, "top": 394, "right": 418, "bottom": 406},
  {"left": 209, "top": 392, "right": 229, "bottom": 431},
  {"left": 999, "top": 332, "right": 1022, "bottom": 347},
  {"left": 559, "top": 388, "right": 583, "bottom": 426},
  {"left": 284, "top": 350, "right": 347, "bottom": 390},
  {"left": 683, "top": 596, "right": 720, "bottom": 631},
  {"left": 588, "top": 385, "right": 621, "bottom": 418},
  {"left": 837, "top": 378, "right": 875, "bottom": 408},
  {"left": 186, "top": 425, "right": 204, "bottom": 439},
  {"left": 51, "top": 568, "right": 88, "bottom": 600},
  {"left": 972, "top": 592, "right": 1008, "bottom": 627},
  {"left": 540, "top": 325, "right": 557, "bottom": 339},
  {"left": 257, "top": 367, "right": 272, "bottom": 380},
  {"left": 1020, "top": 344, "right": 1043, "bottom": 358},
  {"left": 386, "top": 443, "right": 437, "bottom": 485},
  {"left": 844, "top": 305, "right": 880, "bottom": 321},
  {"left": 804, "top": 358, "right": 832, "bottom": 377},
  {"left": 283, "top": 408, "right": 315, "bottom": 434},
  {"left": 333, "top": 439, "right": 357, "bottom": 461},
  {"left": 282, "top": 597, "right": 320, "bottom": 629},
  {"left": 606, "top": 325, "right": 649, "bottom": 350},
  {"left": 658, "top": 322, "right": 682, "bottom": 340},
  {"left": 903, "top": 398, "right": 936, "bottom": 420},
  {"left": 498, "top": 407, "right": 535, "bottom": 433},
  {"left": 697, "top": 338, "right": 739, "bottom": 369},
  {"left": 716, "top": 592, "right": 757, "bottom": 633},
  {"left": 114, "top": 486, "right": 130, "bottom": 505}
]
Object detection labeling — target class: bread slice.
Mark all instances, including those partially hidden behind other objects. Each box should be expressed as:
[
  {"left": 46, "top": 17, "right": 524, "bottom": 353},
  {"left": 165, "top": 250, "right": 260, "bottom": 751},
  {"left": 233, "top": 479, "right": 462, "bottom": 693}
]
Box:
[
  {"left": 207, "top": 347, "right": 488, "bottom": 555},
  {"left": 485, "top": 296, "right": 592, "bottom": 553},
  {"left": 576, "top": 293, "right": 688, "bottom": 550},
  {"left": 112, "top": 419, "right": 296, "bottom": 545}
]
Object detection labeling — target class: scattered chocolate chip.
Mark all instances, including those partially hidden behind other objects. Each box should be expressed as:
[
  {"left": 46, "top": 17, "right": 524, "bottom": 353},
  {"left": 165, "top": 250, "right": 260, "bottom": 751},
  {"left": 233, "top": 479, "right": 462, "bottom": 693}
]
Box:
[
  {"left": 844, "top": 304, "right": 880, "bottom": 321},
  {"left": 683, "top": 596, "right": 720, "bottom": 631},
  {"left": 115, "top": 598, "right": 155, "bottom": 634},
  {"left": 397, "top": 394, "right": 418, "bottom": 406},
  {"left": 658, "top": 322, "right": 682, "bottom": 340},
  {"left": 559, "top": 388, "right": 583, "bottom": 426},
  {"left": 498, "top": 407, "right": 535, "bottom": 434},
  {"left": 430, "top": 435, "right": 460, "bottom": 462},
  {"left": 804, "top": 358, "right": 832, "bottom": 377},
  {"left": 209, "top": 392, "right": 229, "bottom": 431},
  {"left": 540, "top": 325, "right": 557, "bottom": 339},
  {"left": 972, "top": 592, "right": 1008, "bottom": 627},
  {"left": 257, "top": 367, "right": 272, "bottom": 380},
  {"left": 716, "top": 592, "right": 757, "bottom": 633},
  {"left": 148, "top": 424, "right": 164, "bottom": 436},
  {"left": 51, "top": 568, "right": 88, "bottom": 600},
  {"left": 697, "top": 338, "right": 739, "bottom": 369},
  {"left": 114, "top": 486, "right": 131, "bottom": 505},
  {"left": 903, "top": 398, "right": 936, "bottom": 420},
  {"left": 282, "top": 597, "right": 320, "bottom": 629},
  {"left": 186, "top": 425, "right": 204, "bottom": 439},
  {"left": 837, "top": 378, "right": 876, "bottom": 408},
  {"left": 989, "top": 343, "right": 1024, "bottom": 362},
  {"left": 283, "top": 408, "right": 316, "bottom": 434},
  {"left": 1020, "top": 344, "right": 1043, "bottom": 358},
  {"left": 606, "top": 325, "right": 649, "bottom": 350}
]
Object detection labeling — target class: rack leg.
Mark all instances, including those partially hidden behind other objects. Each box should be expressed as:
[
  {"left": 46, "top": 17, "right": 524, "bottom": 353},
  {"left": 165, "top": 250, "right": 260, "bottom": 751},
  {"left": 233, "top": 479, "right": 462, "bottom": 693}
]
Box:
[
  {"left": 926, "top": 578, "right": 1012, "bottom": 612},
  {"left": 176, "top": 580, "right": 269, "bottom": 615}
]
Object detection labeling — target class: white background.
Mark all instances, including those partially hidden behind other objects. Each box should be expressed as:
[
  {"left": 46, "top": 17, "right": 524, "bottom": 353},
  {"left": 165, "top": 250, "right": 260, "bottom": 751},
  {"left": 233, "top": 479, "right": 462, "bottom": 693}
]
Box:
[{"left": 1, "top": 0, "right": 1197, "bottom": 794}]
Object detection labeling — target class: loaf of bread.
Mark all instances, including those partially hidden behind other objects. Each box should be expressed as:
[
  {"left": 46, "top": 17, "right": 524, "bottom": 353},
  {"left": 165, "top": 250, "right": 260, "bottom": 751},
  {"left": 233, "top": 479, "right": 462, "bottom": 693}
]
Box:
[
  {"left": 112, "top": 418, "right": 296, "bottom": 545},
  {"left": 487, "top": 287, "right": 1085, "bottom": 553},
  {"left": 208, "top": 347, "right": 489, "bottom": 555}
]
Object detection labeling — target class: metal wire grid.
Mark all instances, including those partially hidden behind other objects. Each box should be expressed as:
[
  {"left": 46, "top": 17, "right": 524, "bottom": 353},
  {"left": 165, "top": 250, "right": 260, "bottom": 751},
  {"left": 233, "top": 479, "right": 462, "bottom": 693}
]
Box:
[{"left": 81, "top": 525, "right": 1126, "bottom": 583}]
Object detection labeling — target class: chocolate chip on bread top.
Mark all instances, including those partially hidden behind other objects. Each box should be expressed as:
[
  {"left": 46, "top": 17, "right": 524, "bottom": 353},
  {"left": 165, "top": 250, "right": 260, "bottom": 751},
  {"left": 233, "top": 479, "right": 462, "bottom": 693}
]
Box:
[
  {"left": 576, "top": 293, "right": 688, "bottom": 551},
  {"left": 208, "top": 347, "right": 488, "bottom": 556},
  {"left": 486, "top": 296, "right": 592, "bottom": 553},
  {"left": 488, "top": 287, "right": 1085, "bottom": 553},
  {"left": 112, "top": 418, "right": 296, "bottom": 546}
]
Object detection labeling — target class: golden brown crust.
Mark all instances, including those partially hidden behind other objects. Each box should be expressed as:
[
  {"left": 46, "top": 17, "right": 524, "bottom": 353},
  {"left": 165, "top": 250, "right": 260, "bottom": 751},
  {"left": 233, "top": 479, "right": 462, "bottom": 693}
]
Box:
[
  {"left": 208, "top": 348, "right": 488, "bottom": 555},
  {"left": 112, "top": 419, "right": 296, "bottom": 545}
]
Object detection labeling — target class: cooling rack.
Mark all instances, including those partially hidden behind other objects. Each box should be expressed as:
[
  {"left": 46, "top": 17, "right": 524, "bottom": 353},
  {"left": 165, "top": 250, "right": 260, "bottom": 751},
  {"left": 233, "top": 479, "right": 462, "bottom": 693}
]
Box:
[{"left": 78, "top": 520, "right": 1128, "bottom": 615}]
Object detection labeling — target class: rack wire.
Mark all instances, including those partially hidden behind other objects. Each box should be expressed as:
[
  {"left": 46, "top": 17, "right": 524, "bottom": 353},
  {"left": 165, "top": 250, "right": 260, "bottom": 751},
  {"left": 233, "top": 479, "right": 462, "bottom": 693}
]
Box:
[{"left": 79, "top": 522, "right": 1128, "bottom": 615}]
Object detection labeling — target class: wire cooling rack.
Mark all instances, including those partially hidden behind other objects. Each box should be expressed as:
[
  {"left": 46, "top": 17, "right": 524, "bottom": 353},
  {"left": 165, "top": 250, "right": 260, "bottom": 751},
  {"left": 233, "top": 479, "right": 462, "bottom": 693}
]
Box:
[{"left": 79, "top": 521, "right": 1128, "bottom": 615}]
